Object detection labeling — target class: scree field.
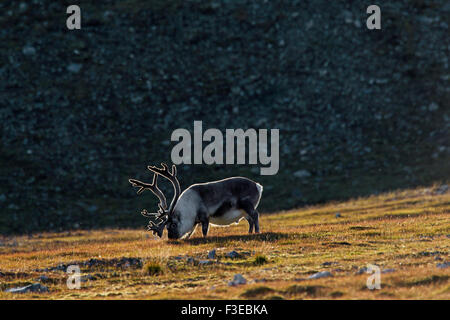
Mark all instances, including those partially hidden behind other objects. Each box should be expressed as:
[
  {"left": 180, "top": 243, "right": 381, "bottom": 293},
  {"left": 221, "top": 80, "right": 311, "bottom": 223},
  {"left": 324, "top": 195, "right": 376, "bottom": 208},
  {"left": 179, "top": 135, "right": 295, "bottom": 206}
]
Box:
[{"left": 0, "top": 185, "right": 449, "bottom": 300}]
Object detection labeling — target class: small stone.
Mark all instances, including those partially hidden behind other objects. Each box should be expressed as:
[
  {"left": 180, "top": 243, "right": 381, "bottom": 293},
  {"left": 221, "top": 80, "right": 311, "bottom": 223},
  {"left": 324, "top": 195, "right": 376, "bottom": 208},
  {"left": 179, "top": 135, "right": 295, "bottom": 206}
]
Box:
[
  {"left": 80, "top": 274, "right": 95, "bottom": 282},
  {"left": 199, "top": 260, "right": 213, "bottom": 265},
  {"left": 428, "top": 102, "right": 439, "bottom": 111},
  {"left": 335, "top": 213, "right": 341, "bottom": 218},
  {"left": 67, "top": 63, "right": 83, "bottom": 73},
  {"left": 382, "top": 268, "right": 395, "bottom": 274},
  {"left": 435, "top": 184, "right": 448, "bottom": 195},
  {"left": 307, "top": 271, "right": 333, "bottom": 279},
  {"left": 19, "top": 3, "right": 28, "bottom": 12},
  {"left": 87, "top": 205, "right": 98, "bottom": 213},
  {"left": 228, "top": 274, "right": 247, "bottom": 286},
  {"left": 436, "top": 262, "right": 450, "bottom": 269},
  {"left": 226, "top": 250, "right": 241, "bottom": 259},
  {"left": 356, "top": 267, "right": 368, "bottom": 275},
  {"left": 22, "top": 45, "right": 36, "bottom": 56},
  {"left": 36, "top": 275, "right": 49, "bottom": 282},
  {"left": 293, "top": 170, "right": 311, "bottom": 179},
  {"left": 207, "top": 249, "right": 216, "bottom": 259},
  {"left": 5, "top": 283, "right": 48, "bottom": 294}
]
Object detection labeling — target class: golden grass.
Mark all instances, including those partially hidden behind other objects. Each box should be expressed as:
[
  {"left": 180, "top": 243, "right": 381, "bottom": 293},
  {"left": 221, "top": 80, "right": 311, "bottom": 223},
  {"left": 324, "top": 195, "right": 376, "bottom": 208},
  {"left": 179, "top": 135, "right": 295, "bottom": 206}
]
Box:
[{"left": 0, "top": 185, "right": 449, "bottom": 300}]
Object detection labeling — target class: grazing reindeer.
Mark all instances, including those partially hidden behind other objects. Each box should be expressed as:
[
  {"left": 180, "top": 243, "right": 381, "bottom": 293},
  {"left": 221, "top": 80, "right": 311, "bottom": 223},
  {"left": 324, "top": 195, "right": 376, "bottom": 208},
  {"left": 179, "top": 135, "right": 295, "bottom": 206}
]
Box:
[{"left": 129, "top": 163, "right": 263, "bottom": 239}]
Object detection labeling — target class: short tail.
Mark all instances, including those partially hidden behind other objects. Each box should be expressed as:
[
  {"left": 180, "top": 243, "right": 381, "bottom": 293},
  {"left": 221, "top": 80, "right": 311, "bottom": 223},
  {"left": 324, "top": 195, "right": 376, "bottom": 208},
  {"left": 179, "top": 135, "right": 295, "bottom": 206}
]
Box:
[{"left": 255, "top": 183, "right": 263, "bottom": 208}]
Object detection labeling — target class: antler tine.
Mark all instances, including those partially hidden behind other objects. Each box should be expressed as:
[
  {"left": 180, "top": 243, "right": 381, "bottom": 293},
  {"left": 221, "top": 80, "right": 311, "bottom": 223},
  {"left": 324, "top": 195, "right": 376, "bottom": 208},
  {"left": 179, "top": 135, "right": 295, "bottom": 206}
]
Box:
[
  {"left": 128, "top": 174, "right": 168, "bottom": 210},
  {"left": 129, "top": 166, "right": 175, "bottom": 238},
  {"left": 147, "top": 219, "right": 166, "bottom": 237},
  {"left": 147, "top": 163, "right": 181, "bottom": 215}
]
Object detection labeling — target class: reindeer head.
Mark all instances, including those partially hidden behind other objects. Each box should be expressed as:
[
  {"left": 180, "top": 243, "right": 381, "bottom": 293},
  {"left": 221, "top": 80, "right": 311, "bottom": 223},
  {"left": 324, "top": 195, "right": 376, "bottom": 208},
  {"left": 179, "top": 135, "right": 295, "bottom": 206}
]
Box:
[{"left": 129, "top": 163, "right": 181, "bottom": 239}]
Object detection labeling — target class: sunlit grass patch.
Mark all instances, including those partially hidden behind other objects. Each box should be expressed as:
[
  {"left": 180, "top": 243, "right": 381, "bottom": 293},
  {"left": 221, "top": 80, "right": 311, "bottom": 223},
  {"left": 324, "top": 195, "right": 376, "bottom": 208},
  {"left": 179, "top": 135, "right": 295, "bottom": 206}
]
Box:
[
  {"left": 0, "top": 185, "right": 448, "bottom": 300},
  {"left": 402, "top": 275, "right": 449, "bottom": 287}
]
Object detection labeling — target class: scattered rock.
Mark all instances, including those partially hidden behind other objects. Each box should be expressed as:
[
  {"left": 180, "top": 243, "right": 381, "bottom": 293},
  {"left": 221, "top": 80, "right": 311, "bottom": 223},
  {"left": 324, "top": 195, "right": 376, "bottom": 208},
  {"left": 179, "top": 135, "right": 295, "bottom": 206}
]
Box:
[
  {"left": 80, "top": 274, "right": 96, "bottom": 282},
  {"left": 419, "top": 251, "right": 443, "bottom": 256},
  {"left": 5, "top": 283, "right": 48, "bottom": 294},
  {"left": 335, "top": 213, "right": 342, "bottom": 218},
  {"left": 198, "top": 260, "right": 213, "bottom": 265},
  {"left": 228, "top": 274, "right": 247, "bottom": 286},
  {"left": 226, "top": 250, "right": 241, "bottom": 259},
  {"left": 436, "top": 262, "right": 450, "bottom": 269},
  {"left": 8, "top": 204, "right": 19, "bottom": 210},
  {"left": 207, "top": 249, "right": 216, "bottom": 259},
  {"left": 22, "top": 45, "right": 36, "bottom": 56},
  {"left": 114, "top": 257, "right": 142, "bottom": 268},
  {"left": 435, "top": 184, "right": 448, "bottom": 195},
  {"left": 293, "top": 170, "right": 312, "bottom": 179},
  {"left": 428, "top": 102, "right": 439, "bottom": 111},
  {"left": 356, "top": 267, "right": 368, "bottom": 275},
  {"left": 87, "top": 205, "right": 98, "bottom": 213},
  {"left": 307, "top": 271, "right": 333, "bottom": 279},
  {"left": 37, "top": 257, "right": 143, "bottom": 272},
  {"left": 382, "top": 268, "right": 396, "bottom": 274},
  {"left": 36, "top": 275, "right": 49, "bottom": 282},
  {"left": 67, "top": 63, "right": 83, "bottom": 73},
  {"left": 321, "top": 261, "right": 338, "bottom": 266},
  {"left": 19, "top": 3, "right": 28, "bottom": 12}
]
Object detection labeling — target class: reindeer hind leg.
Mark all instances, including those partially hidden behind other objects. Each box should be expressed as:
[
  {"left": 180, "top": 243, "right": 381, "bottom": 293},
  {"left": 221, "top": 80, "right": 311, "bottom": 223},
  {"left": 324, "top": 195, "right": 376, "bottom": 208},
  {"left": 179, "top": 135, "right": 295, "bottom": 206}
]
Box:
[{"left": 239, "top": 199, "right": 260, "bottom": 234}]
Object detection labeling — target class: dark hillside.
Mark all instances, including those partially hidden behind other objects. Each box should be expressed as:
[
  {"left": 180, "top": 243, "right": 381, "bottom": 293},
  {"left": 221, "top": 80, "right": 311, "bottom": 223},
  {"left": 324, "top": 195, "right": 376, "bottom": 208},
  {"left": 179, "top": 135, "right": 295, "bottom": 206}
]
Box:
[{"left": 0, "top": 0, "right": 448, "bottom": 233}]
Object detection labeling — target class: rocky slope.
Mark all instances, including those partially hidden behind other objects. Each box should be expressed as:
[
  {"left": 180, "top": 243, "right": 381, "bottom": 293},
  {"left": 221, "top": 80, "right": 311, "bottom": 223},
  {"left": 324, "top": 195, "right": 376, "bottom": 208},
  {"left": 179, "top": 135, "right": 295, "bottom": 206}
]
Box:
[{"left": 0, "top": 0, "right": 448, "bottom": 233}]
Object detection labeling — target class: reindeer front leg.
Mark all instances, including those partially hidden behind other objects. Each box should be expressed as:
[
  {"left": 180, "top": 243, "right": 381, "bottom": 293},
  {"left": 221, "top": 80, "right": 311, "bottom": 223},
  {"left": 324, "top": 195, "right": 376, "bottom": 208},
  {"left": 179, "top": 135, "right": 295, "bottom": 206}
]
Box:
[
  {"left": 197, "top": 209, "right": 209, "bottom": 237},
  {"left": 201, "top": 220, "right": 209, "bottom": 237}
]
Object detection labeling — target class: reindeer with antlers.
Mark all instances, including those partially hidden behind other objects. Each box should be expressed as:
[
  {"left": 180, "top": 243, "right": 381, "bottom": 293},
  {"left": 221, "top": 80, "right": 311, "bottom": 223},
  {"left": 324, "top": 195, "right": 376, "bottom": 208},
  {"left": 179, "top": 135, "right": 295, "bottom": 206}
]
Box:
[{"left": 129, "top": 163, "right": 263, "bottom": 239}]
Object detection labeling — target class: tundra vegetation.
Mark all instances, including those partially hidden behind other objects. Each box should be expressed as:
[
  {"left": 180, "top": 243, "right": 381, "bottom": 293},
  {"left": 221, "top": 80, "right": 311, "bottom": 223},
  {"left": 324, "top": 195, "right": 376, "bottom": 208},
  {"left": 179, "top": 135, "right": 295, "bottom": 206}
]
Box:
[{"left": 0, "top": 184, "right": 448, "bottom": 299}]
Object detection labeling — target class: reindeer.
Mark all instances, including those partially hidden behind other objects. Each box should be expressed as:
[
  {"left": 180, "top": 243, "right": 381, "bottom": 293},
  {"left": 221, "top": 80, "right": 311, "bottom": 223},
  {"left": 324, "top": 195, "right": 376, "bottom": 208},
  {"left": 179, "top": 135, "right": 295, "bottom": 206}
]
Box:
[{"left": 129, "top": 163, "right": 263, "bottom": 239}]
